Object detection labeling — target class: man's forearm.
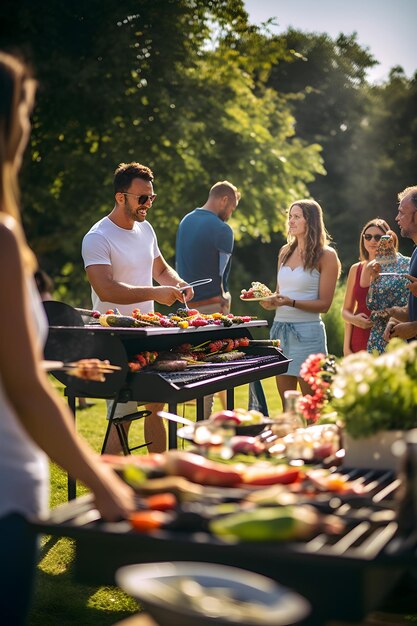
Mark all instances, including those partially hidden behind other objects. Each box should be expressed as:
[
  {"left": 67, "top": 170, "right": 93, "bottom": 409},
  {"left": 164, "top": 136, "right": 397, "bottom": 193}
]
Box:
[
  {"left": 95, "top": 281, "right": 159, "bottom": 304},
  {"left": 156, "top": 265, "right": 184, "bottom": 286}
]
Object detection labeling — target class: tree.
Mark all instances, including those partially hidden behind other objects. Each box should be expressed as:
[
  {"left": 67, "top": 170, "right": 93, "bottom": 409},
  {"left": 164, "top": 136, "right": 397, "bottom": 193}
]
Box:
[{"left": 0, "top": 0, "right": 324, "bottom": 304}]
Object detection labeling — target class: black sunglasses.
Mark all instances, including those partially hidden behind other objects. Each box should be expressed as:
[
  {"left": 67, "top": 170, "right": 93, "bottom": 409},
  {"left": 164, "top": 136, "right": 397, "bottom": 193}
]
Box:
[
  {"left": 363, "top": 233, "right": 383, "bottom": 241},
  {"left": 123, "top": 192, "right": 157, "bottom": 205}
]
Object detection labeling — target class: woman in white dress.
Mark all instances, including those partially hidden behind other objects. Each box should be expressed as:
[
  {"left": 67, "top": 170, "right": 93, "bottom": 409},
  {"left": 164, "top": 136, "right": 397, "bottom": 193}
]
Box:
[
  {"left": 261, "top": 199, "right": 340, "bottom": 406},
  {"left": 0, "top": 52, "right": 135, "bottom": 624}
]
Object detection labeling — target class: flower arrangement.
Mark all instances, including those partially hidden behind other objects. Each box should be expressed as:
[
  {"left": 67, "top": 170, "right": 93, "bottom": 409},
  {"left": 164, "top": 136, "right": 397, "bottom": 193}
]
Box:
[
  {"left": 298, "top": 353, "right": 337, "bottom": 424},
  {"left": 331, "top": 339, "right": 417, "bottom": 438}
]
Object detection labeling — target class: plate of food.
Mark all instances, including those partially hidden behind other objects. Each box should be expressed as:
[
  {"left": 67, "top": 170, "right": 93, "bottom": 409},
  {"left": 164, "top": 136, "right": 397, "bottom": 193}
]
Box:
[
  {"left": 172, "top": 409, "right": 274, "bottom": 442},
  {"left": 240, "top": 282, "right": 274, "bottom": 301}
]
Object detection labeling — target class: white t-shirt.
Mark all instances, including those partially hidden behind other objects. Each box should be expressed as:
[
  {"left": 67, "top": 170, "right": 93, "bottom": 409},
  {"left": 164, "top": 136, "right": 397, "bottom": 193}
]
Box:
[
  {"left": 82, "top": 216, "right": 161, "bottom": 315},
  {"left": 0, "top": 277, "right": 49, "bottom": 520}
]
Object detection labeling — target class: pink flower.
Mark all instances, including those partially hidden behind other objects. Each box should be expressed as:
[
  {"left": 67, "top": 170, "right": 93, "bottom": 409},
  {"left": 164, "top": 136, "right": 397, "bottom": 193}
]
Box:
[{"left": 299, "top": 354, "right": 337, "bottom": 423}]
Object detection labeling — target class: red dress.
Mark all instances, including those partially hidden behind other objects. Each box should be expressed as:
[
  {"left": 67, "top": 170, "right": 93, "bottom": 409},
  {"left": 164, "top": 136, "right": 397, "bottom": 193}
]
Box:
[{"left": 350, "top": 263, "right": 371, "bottom": 353}]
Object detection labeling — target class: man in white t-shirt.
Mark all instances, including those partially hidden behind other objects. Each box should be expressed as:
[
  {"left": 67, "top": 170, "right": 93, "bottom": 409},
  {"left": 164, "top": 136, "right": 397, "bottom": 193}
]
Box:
[{"left": 82, "top": 162, "right": 193, "bottom": 454}]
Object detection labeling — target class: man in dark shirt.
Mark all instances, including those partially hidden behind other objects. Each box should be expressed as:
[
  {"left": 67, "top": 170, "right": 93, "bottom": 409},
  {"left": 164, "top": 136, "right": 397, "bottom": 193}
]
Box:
[
  {"left": 383, "top": 185, "right": 417, "bottom": 341},
  {"left": 176, "top": 181, "right": 240, "bottom": 417},
  {"left": 176, "top": 181, "right": 240, "bottom": 314}
]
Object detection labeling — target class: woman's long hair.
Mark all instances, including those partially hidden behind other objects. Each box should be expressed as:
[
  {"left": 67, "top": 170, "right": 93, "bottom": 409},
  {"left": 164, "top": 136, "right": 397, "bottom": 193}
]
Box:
[
  {"left": 359, "top": 218, "right": 397, "bottom": 261},
  {"left": 281, "top": 199, "right": 331, "bottom": 270},
  {"left": 0, "top": 51, "right": 37, "bottom": 272}
]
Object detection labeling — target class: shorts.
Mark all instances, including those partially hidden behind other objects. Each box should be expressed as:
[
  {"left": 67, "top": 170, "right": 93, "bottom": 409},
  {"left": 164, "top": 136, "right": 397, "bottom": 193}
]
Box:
[{"left": 271, "top": 320, "right": 327, "bottom": 377}]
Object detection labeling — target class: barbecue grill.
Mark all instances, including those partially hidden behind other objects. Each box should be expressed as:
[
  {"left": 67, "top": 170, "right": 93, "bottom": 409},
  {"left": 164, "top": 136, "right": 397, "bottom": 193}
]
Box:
[
  {"left": 31, "top": 466, "right": 414, "bottom": 626},
  {"left": 43, "top": 302, "right": 290, "bottom": 427},
  {"left": 43, "top": 302, "right": 291, "bottom": 496}
]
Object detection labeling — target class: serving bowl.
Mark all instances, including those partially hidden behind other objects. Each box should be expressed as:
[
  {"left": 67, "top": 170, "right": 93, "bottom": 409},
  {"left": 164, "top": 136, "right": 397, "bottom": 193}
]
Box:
[{"left": 116, "top": 561, "right": 310, "bottom": 626}]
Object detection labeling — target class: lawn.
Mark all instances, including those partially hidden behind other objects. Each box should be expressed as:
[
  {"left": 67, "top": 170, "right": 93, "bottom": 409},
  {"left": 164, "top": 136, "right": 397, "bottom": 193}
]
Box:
[{"left": 29, "top": 377, "right": 282, "bottom": 626}]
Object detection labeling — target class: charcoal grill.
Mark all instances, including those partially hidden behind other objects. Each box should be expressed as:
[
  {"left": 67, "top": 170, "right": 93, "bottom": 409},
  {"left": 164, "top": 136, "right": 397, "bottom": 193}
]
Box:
[
  {"left": 31, "top": 467, "right": 415, "bottom": 626},
  {"left": 43, "top": 302, "right": 291, "bottom": 437}
]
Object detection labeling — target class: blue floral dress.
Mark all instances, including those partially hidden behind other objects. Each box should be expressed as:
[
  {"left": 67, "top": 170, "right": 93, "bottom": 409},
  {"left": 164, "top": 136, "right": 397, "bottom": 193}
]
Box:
[{"left": 366, "top": 253, "right": 410, "bottom": 353}]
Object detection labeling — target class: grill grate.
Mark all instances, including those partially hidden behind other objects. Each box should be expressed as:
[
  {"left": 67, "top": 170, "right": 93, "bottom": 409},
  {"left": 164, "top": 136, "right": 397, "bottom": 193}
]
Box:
[{"left": 141, "top": 355, "right": 283, "bottom": 385}]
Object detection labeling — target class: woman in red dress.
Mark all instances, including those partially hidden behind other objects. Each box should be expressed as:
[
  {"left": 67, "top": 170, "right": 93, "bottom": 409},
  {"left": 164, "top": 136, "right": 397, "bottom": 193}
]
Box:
[{"left": 342, "top": 218, "right": 395, "bottom": 354}]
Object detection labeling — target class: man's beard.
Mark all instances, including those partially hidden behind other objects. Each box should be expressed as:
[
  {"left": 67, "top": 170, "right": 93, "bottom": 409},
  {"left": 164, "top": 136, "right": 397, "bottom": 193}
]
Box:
[{"left": 126, "top": 204, "right": 146, "bottom": 222}]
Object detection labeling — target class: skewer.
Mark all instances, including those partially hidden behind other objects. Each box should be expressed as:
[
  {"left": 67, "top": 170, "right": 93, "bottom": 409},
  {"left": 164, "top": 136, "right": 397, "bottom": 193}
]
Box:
[
  {"left": 74, "top": 308, "right": 97, "bottom": 317},
  {"left": 41, "top": 360, "right": 121, "bottom": 375},
  {"left": 66, "top": 361, "right": 121, "bottom": 370}
]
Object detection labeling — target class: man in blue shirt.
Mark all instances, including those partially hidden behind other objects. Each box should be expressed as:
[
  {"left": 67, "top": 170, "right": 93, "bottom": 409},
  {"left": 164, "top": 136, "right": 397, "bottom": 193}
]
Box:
[
  {"left": 383, "top": 185, "right": 417, "bottom": 340},
  {"left": 176, "top": 181, "right": 240, "bottom": 314},
  {"left": 176, "top": 181, "right": 240, "bottom": 417}
]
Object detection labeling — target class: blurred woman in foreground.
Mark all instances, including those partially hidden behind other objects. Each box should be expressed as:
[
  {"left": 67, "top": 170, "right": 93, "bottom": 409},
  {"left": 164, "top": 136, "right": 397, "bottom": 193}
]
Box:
[{"left": 0, "top": 51, "right": 134, "bottom": 624}]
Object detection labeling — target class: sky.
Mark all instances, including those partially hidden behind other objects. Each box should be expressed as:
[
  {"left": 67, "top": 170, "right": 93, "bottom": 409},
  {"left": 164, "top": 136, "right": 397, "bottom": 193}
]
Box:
[{"left": 243, "top": 0, "right": 417, "bottom": 83}]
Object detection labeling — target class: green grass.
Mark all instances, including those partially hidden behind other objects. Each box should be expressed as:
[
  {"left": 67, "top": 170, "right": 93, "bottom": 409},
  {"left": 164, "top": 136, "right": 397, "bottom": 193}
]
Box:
[{"left": 29, "top": 378, "right": 282, "bottom": 625}]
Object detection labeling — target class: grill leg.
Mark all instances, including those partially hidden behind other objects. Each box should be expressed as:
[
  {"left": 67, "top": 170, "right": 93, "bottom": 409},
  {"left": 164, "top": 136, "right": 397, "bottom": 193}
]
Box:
[
  {"left": 196, "top": 398, "right": 205, "bottom": 421},
  {"left": 226, "top": 388, "right": 234, "bottom": 411},
  {"left": 168, "top": 403, "right": 178, "bottom": 449}
]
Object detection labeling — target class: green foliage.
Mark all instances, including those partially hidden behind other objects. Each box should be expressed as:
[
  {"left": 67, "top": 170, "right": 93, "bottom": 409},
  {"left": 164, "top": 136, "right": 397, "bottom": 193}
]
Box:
[{"left": 0, "top": 0, "right": 326, "bottom": 305}]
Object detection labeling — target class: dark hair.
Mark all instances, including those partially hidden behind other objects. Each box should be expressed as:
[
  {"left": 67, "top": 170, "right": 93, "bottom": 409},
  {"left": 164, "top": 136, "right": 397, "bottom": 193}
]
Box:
[
  {"left": 281, "top": 199, "right": 332, "bottom": 271},
  {"left": 359, "top": 218, "right": 395, "bottom": 261},
  {"left": 113, "top": 162, "right": 153, "bottom": 194},
  {"left": 209, "top": 180, "right": 240, "bottom": 203}
]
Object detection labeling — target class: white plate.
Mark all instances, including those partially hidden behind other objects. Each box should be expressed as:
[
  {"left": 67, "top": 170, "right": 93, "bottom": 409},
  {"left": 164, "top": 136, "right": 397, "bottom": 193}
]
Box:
[
  {"left": 116, "top": 562, "right": 311, "bottom": 626},
  {"left": 240, "top": 296, "right": 272, "bottom": 302}
]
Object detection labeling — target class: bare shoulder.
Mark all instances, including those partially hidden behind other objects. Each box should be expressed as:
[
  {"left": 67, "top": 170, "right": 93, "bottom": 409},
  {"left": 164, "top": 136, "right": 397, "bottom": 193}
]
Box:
[
  {"left": 322, "top": 246, "right": 340, "bottom": 265},
  {"left": 322, "top": 245, "right": 339, "bottom": 259},
  {"left": 348, "top": 261, "right": 361, "bottom": 274}
]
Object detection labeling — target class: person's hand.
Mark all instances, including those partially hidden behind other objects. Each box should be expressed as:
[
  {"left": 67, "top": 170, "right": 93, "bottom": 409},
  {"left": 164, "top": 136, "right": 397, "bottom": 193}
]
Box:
[
  {"left": 389, "top": 321, "right": 417, "bottom": 341},
  {"left": 385, "top": 305, "right": 408, "bottom": 319},
  {"left": 181, "top": 286, "right": 194, "bottom": 302},
  {"left": 383, "top": 317, "right": 399, "bottom": 342},
  {"left": 220, "top": 292, "right": 232, "bottom": 314},
  {"left": 259, "top": 293, "right": 279, "bottom": 310},
  {"left": 352, "top": 312, "right": 373, "bottom": 329},
  {"left": 367, "top": 260, "right": 382, "bottom": 283},
  {"left": 91, "top": 462, "right": 136, "bottom": 522},
  {"left": 154, "top": 285, "right": 184, "bottom": 306},
  {"left": 176, "top": 283, "right": 194, "bottom": 303},
  {"left": 406, "top": 275, "right": 417, "bottom": 297}
]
